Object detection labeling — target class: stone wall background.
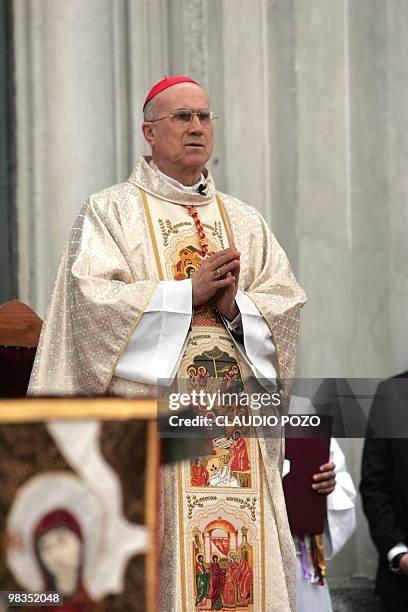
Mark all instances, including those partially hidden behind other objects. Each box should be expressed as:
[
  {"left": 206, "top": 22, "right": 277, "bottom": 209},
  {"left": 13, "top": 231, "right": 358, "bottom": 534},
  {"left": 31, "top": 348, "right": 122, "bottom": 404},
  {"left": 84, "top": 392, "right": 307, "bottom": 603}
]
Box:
[{"left": 12, "top": 0, "right": 408, "bottom": 588}]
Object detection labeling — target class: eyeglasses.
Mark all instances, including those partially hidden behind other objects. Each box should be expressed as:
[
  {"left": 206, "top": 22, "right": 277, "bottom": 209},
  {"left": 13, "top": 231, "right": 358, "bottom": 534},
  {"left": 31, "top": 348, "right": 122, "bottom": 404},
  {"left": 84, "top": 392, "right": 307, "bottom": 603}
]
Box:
[{"left": 147, "top": 109, "right": 219, "bottom": 126}]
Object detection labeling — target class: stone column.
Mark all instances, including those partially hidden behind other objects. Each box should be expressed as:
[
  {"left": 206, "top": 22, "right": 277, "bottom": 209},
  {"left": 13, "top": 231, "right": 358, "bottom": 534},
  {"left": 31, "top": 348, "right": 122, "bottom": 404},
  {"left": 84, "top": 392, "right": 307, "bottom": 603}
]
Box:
[
  {"left": 13, "top": 0, "right": 132, "bottom": 316},
  {"left": 386, "top": 0, "right": 408, "bottom": 376},
  {"left": 221, "top": 0, "right": 271, "bottom": 217}
]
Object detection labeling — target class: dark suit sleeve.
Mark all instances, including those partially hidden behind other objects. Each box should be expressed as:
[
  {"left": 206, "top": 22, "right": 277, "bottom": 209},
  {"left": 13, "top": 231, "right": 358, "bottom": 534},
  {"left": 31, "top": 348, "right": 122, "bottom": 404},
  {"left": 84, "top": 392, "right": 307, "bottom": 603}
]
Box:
[{"left": 360, "top": 381, "right": 407, "bottom": 557}]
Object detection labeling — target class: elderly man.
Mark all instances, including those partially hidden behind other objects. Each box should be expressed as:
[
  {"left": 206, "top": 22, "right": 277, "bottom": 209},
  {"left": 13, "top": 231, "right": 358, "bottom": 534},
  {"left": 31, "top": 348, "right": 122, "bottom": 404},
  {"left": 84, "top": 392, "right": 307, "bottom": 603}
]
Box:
[{"left": 29, "top": 76, "right": 306, "bottom": 611}]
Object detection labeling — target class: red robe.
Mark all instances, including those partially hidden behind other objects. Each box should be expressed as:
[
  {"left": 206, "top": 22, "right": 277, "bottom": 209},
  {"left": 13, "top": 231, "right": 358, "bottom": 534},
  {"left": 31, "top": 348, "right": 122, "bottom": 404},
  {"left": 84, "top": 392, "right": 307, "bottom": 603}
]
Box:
[
  {"left": 238, "top": 558, "right": 252, "bottom": 603},
  {"left": 191, "top": 463, "right": 209, "bottom": 486},
  {"left": 223, "top": 561, "right": 240, "bottom": 605},
  {"left": 208, "top": 561, "right": 225, "bottom": 607},
  {"left": 230, "top": 438, "right": 250, "bottom": 472}
]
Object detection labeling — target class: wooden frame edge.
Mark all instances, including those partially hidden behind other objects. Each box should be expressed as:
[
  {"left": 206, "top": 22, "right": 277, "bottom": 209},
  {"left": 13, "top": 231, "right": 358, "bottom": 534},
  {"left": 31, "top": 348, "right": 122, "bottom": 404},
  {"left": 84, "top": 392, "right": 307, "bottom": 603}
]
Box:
[{"left": 0, "top": 397, "right": 158, "bottom": 422}]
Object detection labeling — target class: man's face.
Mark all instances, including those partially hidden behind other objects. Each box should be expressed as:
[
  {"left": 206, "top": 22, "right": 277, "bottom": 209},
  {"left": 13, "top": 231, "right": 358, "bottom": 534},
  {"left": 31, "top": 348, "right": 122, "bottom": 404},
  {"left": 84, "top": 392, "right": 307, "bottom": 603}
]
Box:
[{"left": 142, "top": 83, "right": 214, "bottom": 179}]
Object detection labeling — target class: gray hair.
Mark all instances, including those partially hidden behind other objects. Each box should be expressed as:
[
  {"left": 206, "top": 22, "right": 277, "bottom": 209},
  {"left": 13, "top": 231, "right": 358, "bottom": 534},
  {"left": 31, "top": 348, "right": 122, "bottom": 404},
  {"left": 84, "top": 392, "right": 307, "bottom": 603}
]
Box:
[{"left": 143, "top": 99, "right": 156, "bottom": 121}]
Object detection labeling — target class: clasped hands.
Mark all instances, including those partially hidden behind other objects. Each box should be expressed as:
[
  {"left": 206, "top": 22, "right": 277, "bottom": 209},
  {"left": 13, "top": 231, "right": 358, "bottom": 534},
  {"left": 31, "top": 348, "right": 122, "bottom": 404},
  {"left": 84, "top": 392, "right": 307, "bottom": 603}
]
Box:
[{"left": 192, "top": 248, "right": 240, "bottom": 320}]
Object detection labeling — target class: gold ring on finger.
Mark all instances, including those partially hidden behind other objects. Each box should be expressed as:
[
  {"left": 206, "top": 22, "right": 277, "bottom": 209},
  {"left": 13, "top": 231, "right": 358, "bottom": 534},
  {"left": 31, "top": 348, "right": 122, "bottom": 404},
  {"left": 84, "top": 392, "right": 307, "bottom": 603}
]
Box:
[{"left": 212, "top": 268, "right": 222, "bottom": 280}]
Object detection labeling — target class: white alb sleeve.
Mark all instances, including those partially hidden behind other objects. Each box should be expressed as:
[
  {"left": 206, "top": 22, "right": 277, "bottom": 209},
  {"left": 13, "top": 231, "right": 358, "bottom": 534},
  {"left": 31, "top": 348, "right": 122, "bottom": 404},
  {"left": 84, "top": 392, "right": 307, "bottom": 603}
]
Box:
[
  {"left": 115, "top": 280, "right": 192, "bottom": 386},
  {"left": 323, "top": 438, "right": 357, "bottom": 559},
  {"left": 222, "top": 290, "right": 278, "bottom": 385},
  {"left": 387, "top": 543, "right": 408, "bottom": 562}
]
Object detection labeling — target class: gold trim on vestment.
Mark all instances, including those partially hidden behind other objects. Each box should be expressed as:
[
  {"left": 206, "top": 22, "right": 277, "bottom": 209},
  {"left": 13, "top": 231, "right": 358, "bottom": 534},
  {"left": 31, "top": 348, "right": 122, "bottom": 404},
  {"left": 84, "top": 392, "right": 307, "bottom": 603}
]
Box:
[
  {"left": 139, "top": 187, "right": 165, "bottom": 280},
  {"left": 0, "top": 398, "right": 158, "bottom": 422},
  {"left": 260, "top": 459, "right": 266, "bottom": 612},
  {"left": 216, "top": 193, "right": 235, "bottom": 248},
  {"left": 146, "top": 419, "right": 160, "bottom": 612},
  {"left": 178, "top": 464, "right": 187, "bottom": 612}
]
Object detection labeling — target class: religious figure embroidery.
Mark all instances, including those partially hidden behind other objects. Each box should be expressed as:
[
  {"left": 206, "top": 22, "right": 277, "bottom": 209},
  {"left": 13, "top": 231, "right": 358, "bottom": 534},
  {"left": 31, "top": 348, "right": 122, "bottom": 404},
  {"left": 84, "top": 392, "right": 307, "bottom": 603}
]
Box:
[
  {"left": 6, "top": 474, "right": 102, "bottom": 611},
  {"left": 33, "top": 508, "right": 96, "bottom": 611},
  {"left": 191, "top": 518, "right": 254, "bottom": 610},
  {"left": 155, "top": 218, "right": 222, "bottom": 281},
  {"left": 195, "top": 553, "right": 210, "bottom": 606},
  {"left": 191, "top": 458, "right": 210, "bottom": 487},
  {"left": 189, "top": 432, "right": 252, "bottom": 490},
  {"left": 173, "top": 245, "right": 206, "bottom": 280}
]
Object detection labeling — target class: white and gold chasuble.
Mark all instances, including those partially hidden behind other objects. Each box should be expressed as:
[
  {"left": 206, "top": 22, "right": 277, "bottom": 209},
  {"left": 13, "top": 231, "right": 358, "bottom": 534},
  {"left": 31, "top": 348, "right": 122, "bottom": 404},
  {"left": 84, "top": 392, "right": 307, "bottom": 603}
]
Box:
[
  {"left": 29, "top": 156, "right": 307, "bottom": 612},
  {"left": 142, "top": 190, "right": 292, "bottom": 612}
]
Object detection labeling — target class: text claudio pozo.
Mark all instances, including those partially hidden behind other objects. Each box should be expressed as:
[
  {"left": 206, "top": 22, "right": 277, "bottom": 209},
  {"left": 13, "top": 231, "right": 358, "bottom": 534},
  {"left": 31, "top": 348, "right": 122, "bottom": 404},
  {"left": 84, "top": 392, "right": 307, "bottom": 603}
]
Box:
[{"left": 166, "top": 390, "right": 321, "bottom": 428}]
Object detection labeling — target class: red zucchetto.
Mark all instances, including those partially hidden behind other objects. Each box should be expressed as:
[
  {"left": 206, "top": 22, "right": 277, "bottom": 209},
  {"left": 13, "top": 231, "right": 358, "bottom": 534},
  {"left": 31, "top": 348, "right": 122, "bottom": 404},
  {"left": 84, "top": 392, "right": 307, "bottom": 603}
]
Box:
[{"left": 143, "top": 76, "right": 199, "bottom": 110}]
